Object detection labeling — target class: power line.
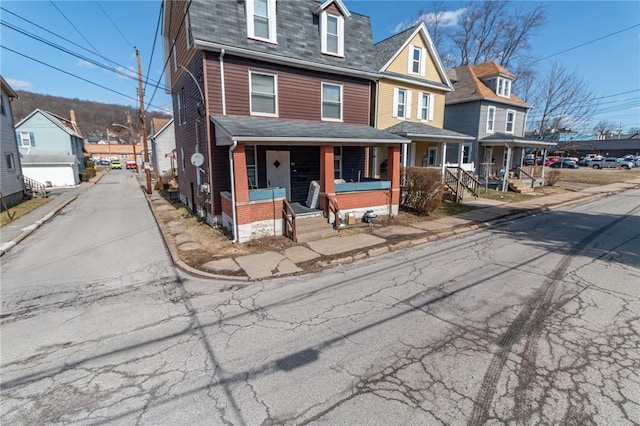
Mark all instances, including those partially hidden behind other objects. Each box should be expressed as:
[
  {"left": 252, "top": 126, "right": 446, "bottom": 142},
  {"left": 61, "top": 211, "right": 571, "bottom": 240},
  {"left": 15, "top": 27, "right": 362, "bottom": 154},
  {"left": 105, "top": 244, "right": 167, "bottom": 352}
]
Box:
[
  {"left": 95, "top": 1, "right": 133, "bottom": 48},
  {"left": 144, "top": 1, "right": 164, "bottom": 94},
  {"left": 1, "top": 45, "right": 173, "bottom": 114},
  {"left": 539, "top": 23, "right": 640, "bottom": 61}
]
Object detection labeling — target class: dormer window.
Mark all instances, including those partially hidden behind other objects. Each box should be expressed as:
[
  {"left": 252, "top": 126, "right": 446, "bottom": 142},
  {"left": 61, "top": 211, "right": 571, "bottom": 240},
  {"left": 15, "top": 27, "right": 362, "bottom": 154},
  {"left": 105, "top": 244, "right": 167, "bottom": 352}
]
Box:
[
  {"left": 496, "top": 77, "right": 511, "bottom": 98},
  {"left": 321, "top": 12, "right": 344, "bottom": 57},
  {"left": 247, "top": 0, "right": 277, "bottom": 44}
]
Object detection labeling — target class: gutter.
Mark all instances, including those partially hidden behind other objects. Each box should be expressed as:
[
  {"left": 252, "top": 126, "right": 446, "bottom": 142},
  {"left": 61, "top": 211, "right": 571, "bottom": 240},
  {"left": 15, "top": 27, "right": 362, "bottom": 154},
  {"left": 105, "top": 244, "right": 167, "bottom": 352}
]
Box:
[
  {"left": 229, "top": 140, "right": 238, "bottom": 243},
  {"left": 230, "top": 137, "right": 408, "bottom": 144}
]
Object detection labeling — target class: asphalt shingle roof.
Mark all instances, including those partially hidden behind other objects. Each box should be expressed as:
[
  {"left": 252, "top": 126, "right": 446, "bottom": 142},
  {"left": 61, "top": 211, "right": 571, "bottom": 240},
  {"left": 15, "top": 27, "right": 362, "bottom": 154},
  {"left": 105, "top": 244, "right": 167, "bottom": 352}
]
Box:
[
  {"left": 372, "top": 25, "right": 417, "bottom": 71},
  {"left": 211, "top": 116, "right": 407, "bottom": 143},
  {"left": 385, "top": 121, "right": 473, "bottom": 140},
  {"left": 189, "top": 0, "right": 378, "bottom": 74},
  {"left": 556, "top": 139, "right": 640, "bottom": 151},
  {"left": 480, "top": 133, "right": 555, "bottom": 147}
]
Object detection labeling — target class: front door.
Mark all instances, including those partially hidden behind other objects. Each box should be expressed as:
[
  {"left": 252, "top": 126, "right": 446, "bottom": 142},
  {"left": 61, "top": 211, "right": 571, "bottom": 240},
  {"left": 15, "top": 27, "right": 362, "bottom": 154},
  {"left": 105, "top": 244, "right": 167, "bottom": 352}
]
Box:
[{"left": 266, "top": 150, "right": 291, "bottom": 199}]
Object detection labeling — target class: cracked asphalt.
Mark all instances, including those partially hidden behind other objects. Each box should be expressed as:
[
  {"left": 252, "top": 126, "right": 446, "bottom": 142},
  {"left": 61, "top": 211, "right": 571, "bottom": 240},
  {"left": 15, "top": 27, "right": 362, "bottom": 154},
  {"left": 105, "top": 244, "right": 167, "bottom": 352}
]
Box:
[{"left": 1, "top": 172, "right": 638, "bottom": 425}]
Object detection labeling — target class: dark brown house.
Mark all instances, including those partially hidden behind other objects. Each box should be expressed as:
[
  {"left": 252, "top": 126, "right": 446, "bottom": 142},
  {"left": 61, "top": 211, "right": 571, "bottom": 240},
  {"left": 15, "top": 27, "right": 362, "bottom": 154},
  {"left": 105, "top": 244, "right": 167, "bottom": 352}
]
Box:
[{"left": 163, "top": 0, "right": 406, "bottom": 242}]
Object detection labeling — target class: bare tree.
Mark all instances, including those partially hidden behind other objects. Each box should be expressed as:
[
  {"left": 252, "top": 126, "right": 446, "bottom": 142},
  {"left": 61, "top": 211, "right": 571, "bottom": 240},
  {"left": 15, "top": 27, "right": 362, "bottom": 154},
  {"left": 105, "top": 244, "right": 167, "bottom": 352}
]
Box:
[
  {"left": 531, "top": 62, "right": 596, "bottom": 139},
  {"left": 593, "top": 120, "right": 615, "bottom": 138}
]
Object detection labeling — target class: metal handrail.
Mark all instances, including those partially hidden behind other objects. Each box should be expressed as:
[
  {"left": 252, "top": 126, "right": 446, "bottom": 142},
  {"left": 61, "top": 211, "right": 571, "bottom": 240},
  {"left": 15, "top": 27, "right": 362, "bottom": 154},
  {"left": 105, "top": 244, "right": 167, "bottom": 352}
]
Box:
[
  {"left": 282, "top": 199, "right": 297, "bottom": 242},
  {"left": 328, "top": 196, "right": 340, "bottom": 231},
  {"left": 23, "top": 175, "right": 48, "bottom": 198}
]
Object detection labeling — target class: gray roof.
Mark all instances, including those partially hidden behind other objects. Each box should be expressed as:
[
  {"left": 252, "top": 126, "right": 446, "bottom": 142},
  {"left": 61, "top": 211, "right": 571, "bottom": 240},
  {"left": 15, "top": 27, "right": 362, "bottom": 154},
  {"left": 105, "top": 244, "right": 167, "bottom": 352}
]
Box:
[
  {"left": 372, "top": 25, "right": 417, "bottom": 71},
  {"left": 189, "top": 0, "right": 377, "bottom": 74},
  {"left": 381, "top": 71, "right": 451, "bottom": 90},
  {"left": 480, "top": 133, "right": 556, "bottom": 147},
  {"left": 556, "top": 139, "right": 640, "bottom": 151},
  {"left": 385, "top": 122, "right": 473, "bottom": 141},
  {"left": 211, "top": 115, "right": 407, "bottom": 144},
  {"left": 20, "top": 150, "right": 78, "bottom": 165}
]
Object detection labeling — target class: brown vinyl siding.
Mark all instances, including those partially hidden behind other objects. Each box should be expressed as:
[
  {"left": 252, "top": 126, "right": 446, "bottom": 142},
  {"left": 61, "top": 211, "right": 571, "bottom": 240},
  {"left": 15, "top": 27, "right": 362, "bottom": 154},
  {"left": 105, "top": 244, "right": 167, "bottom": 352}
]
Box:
[
  {"left": 167, "top": 0, "right": 197, "bottom": 88},
  {"left": 208, "top": 55, "right": 371, "bottom": 125}
]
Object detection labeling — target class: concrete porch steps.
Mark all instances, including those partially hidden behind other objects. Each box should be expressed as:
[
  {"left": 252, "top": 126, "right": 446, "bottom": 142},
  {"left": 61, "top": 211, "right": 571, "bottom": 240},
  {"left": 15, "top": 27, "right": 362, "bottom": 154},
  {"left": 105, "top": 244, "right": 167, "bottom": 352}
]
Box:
[
  {"left": 295, "top": 216, "right": 337, "bottom": 243},
  {"left": 508, "top": 179, "right": 535, "bottom": 194}
]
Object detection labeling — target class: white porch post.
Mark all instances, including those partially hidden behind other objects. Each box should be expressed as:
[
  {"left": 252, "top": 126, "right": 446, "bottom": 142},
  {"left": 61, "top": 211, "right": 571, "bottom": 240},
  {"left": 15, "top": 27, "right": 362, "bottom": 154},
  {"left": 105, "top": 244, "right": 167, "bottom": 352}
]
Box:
[
  {"left": 402, "top": 143, "right": 408, "bottom": 168},
  {"left": 541, "top": 147, "right": 547, "bottom": 179},
  {"left": 440, "top": 141, "right": 447, "bottom": 181},
  {"left": 502, "top": 144, "right": 512, "bottom": 192},
  {"left": 458, "top": 141, "right": 464, "bottom": 166}
]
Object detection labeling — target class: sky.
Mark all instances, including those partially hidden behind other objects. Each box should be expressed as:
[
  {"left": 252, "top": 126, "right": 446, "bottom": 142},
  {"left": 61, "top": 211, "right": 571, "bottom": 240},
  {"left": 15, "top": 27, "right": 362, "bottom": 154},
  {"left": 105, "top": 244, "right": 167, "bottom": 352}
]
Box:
[{"left": 1, "top": 0, "right": 639, "bottom": 134}]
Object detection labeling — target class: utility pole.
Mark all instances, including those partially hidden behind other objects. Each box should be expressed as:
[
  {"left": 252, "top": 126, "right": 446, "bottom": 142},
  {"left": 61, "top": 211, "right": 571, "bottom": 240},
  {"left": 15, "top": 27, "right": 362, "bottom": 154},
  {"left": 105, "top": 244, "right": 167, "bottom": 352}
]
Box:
[
  {"left": 126, "top": 112, "right": 139, "bottom": 173},
  {"left": 136, "top": 48, "right": 152, "bottom": 194}
]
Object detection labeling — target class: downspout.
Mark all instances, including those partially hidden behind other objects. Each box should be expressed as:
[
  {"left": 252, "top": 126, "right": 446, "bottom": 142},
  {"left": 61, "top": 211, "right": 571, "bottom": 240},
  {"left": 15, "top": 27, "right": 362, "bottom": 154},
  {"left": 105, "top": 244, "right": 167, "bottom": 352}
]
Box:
[
  {"left": 229, "top": 140, "right": 238, "bottom": 243},
  {"left": 219, "top": 49, "right": 227, "bottom": 116}
]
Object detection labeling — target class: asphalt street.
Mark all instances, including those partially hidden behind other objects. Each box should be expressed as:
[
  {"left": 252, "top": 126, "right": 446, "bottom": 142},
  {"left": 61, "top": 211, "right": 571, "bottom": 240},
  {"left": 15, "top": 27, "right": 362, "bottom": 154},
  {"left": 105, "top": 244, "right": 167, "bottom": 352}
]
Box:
[{"left": 1, "top": 173, "right": 638, "bottom": 425}]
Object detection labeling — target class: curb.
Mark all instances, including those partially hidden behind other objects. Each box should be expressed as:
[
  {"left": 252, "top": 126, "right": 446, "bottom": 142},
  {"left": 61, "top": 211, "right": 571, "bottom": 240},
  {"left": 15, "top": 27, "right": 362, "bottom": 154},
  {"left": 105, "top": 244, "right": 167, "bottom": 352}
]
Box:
[{"left": 0, "top": 196, "right": 77, "bottom": 257}]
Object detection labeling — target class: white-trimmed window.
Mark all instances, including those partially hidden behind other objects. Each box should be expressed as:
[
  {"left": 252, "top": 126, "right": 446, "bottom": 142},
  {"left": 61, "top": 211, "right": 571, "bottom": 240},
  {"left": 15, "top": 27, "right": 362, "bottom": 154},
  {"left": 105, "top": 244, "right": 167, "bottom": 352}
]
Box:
[
  {"left": 393, "top": 88, "right": 412, "bottom": 119},
  {"left": 505, "top": 110, "right": 516, "bottom": 133},
  {"left": 497, "top": 77, "right": 511, "bottom": 98},
  {"left": 462, "top": 144, "right": 471, "bottom": 163},
  {"left": 418, "top": 92, "right": 434, "bottom": 121},
  {"left": 250, "top": 71, "right": 277, "bottom": 116},
  {"left": 486, "top": 106, "right": 496, "bottom": 133},
  {"left": 334, "top": 146, "right": 342, "bottom": 179},
  {"left": 181, "top": 147, "right": 185, "bottom": 171},
  {"left": 322, "top": 82, "right": 342, "bottom": 121},
  {"left": 19, "top": 131, "right": 33, "bottom": 147},
  {"left": 321, "top": 12, "right": 344, "bottom": 57},
  {"left": 247, "top": 0, "right": 277, "bottom": 44},
  {"left": 172, "top": 38, "right": 177, "bottom": 71},
  {"left": 408, "top": 45, "right": 426, "bottom": 76},
  {"left": 6, "top": 153, "right": 15, "bottom": 170},
  {"left": 246, "top": 145, "right": 258, "bottom": 188}
]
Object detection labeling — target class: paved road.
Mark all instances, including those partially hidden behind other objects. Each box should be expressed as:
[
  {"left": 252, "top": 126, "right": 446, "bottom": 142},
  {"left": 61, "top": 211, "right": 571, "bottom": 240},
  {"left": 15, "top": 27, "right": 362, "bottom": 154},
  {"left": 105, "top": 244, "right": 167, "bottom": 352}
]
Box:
[{"left": 1, "top": 176, "right": 638, "bottom": 424}]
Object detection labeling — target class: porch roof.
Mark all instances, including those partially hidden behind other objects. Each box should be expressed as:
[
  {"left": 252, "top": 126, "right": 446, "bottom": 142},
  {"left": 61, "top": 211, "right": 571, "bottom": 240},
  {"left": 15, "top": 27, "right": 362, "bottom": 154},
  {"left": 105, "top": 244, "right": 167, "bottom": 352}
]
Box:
[
  {"left": 480, "top": 133, "right": 557, "bottom": 148},
  {"left": 385, "top": 121, "right": 473, "bottom": 142},
  {"left": 211, "top": 116, "right": 408, "bottom": 145}
]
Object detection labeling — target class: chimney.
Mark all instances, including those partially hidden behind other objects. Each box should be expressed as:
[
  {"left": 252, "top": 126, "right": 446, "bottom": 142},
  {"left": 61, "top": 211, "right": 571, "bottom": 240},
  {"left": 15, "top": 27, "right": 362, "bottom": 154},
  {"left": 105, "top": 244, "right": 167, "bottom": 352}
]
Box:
[{"left": 69, "top": 109, "right": 82, "bottom": 136}]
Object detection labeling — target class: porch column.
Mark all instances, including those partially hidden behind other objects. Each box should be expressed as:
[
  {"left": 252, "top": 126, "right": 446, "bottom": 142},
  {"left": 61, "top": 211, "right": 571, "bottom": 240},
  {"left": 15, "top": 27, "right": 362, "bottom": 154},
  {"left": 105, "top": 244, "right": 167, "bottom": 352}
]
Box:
[
  {"left": 502, "top": 144, "right": 512, "bottom": 192},
  {"left": 541, "top": 148, "right": 547, "bottom": 179},
  {"left": 388, "top": 144, "right": 401, "bottom": 208},
  {"left": 319, "top": 145, "right": 335, "bottom": 210},
  {"left": 233, "top": 144, "right": 249, "bottom": 204},
  {"left": 457, "top": 141, "right": 464, "bottom": 166},
  {"left": 440, "top": 141, "right": 447, "bottom": 181}
]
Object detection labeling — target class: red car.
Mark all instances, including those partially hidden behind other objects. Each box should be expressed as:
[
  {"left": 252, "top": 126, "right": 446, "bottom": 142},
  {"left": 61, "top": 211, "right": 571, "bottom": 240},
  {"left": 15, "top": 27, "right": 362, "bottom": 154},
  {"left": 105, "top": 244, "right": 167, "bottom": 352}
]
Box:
[
  {"left": 126, "top": 161, "right": 136, "bottom": 170},
  {"left": 544, "top": 157, "right": 561, "bottom": 167}
]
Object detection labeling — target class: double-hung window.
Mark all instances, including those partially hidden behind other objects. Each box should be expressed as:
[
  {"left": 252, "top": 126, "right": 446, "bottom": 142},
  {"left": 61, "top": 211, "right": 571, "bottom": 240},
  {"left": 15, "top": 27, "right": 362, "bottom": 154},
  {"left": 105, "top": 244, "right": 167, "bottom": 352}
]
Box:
[
  {"left": 250, "top": 71, "right": 277, "bottom": 116},
  {"left": 19, "top": 132, "right": 32, "bottom": 147},
  {"left": 505, "top": 110, "right": 516, "bottom": 133},
  {"left": 408, "top": 45, "right": 425, "bottom": 76},
  {"left": 334, "top": 146, "right": 342, "bottom": 179},
  {"left": 486, "top": 106, "right": 496, "bottom": 133},
  {"left": 496, "top": 77, "right": 511, "bottom": 98},
  {"left": 419, "top": 92, "right": 434, "bottom": 121},
  {"left": 247, "top": 0, "right": 277, "bottom": 43},
  {"left": 178, "top": 88, "right": 187, "bottom": 124},
  {"left": 322, "top": 83, "right": 342, "bottom": 121},
  {"left": 246, "top": 145, "right": 258, "bottom": 188},
  {"left": 393, "top": 88, "right": 411, "bottom": 119},
  {"left": 321, "top": 12, "right": 344, "bottom": 56}
]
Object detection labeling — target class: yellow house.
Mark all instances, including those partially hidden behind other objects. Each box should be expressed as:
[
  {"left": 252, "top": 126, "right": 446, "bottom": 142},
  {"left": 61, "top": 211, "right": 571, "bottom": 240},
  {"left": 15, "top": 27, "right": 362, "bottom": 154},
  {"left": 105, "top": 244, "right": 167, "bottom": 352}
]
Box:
[{"left": 372, "top": 23, "right": 472, "bottom": 178}]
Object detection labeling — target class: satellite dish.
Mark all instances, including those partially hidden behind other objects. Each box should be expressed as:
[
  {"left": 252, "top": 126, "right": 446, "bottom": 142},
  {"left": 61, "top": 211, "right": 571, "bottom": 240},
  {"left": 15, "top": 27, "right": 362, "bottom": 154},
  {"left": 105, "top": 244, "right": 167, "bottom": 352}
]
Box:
[{"left": 191, "top": 152, "right": 205, "bottom": 167}]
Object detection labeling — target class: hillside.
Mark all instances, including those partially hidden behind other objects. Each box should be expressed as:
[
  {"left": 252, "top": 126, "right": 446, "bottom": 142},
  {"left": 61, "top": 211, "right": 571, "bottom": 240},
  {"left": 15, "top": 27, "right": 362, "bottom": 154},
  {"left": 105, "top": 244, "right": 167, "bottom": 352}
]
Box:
[{"left": 12, "top": 91, "right": 172, "bottom": 139}]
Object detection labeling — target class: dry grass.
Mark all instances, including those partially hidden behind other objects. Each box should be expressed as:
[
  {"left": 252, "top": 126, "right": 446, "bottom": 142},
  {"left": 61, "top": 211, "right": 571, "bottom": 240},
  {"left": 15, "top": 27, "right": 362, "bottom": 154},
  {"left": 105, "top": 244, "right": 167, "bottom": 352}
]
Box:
[
  {"left": 1, "top": 196, "right": 51, "bottom": 227},
  {"left": 477, "top": 189, "right": 535, "bottom": 203},
  {"left": 555, "top": 168, "right": 640, "bottom": 185}
]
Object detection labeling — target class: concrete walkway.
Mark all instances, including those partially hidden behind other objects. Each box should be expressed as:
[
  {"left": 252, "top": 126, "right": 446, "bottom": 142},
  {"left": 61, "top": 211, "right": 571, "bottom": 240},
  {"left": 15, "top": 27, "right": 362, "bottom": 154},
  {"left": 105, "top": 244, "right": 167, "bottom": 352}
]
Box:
[{"left": 3, "top": 173, "right": 639, "bottom": 281}]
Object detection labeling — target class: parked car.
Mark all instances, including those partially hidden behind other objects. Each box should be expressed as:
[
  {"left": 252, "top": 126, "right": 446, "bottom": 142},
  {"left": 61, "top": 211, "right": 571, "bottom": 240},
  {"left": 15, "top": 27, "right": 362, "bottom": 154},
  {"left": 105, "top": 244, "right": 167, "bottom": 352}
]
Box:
[
  {"left": 126, "top": 161, "right": 136, "bottom": 170},
  {"left": 111, "top": 160, "right": 122, "bottom": 169},
  {"left": 592, "top": 158, "right": 624, "bottom": 169},
  {"left": 99, "top": 159, "right": 110, "bottom": 166},
  {"left": 577, "top": 157, "right": 593, "bottom": 167},
  {"left": 616, "top": 158, "right": 635, "bottom": 169},
  {"left": 544, "top": 157, "right": 561, "bottom": 167},
  {"left": 549, "top": 158, "right": 579, "bottom": 169}
]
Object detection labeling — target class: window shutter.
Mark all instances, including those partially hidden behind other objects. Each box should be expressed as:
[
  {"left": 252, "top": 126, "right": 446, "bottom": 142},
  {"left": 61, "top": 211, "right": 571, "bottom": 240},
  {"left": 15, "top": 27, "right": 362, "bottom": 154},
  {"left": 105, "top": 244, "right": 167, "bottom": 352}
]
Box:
[
  {"left": 405, "top": 90, "right": 412, "bottom": 119},
  {"left": 417, "top": 93, "right": 424, "bottom": 120},
  {"left": 320, "top": 12, "right": 327, "bottom": 53},
  {"left": 428, "top": 94, "right": 434, "bottom": 121},
  {"left": 407, "top": 45, "right": 414, "bottom": 73},
  {"left": 392, "top": 88, "right": 399, "bottom": 118},
  {"left": 338, "top": 16, "right": 344, "bottom": 56},
  {"left": 246, "top": 0, "right": 255, "bottom": 38},
  {"left": 30, "top": 132, "right": 36, "bottom": 147},
  {"left": 420, "top": 48, "right": 426, "bottom": 76}
]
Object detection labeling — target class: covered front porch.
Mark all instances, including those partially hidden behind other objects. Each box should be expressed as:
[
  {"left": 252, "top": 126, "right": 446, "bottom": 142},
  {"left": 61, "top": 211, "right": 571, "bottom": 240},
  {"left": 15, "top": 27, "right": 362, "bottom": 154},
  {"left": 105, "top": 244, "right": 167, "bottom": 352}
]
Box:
[
  {"left": 212, "top": 116, "right": 407, "bottom": 243},
  {"left": 478, "top": 133, "right": 557, "bottom": 192}
]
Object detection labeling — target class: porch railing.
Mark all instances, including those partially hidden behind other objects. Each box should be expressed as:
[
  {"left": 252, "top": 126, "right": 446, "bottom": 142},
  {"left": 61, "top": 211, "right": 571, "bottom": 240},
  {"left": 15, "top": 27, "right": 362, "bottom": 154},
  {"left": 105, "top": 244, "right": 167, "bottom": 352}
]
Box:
[
  {"left": 444, "top": 166, "right": 480, "bottom": 202},
  {"left": 23, "top": 175, "right": 48, "bottom": 198},
  {"left": 282, "top": 199, "right": 297, "bottom": 242},
  {"left": 516, "top": 167, "right": 536, "bottom": 188}
]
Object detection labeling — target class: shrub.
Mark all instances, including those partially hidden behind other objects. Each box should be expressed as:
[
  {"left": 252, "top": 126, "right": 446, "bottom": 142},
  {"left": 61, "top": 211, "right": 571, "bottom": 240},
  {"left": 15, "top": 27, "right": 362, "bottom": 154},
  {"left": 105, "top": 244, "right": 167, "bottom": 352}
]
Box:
[
  {"left": 401, "top": 167, "right": 444, "bottom": 215},
  {"left": 546, "top": 170, "right": 560, "bottom": 186}
]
